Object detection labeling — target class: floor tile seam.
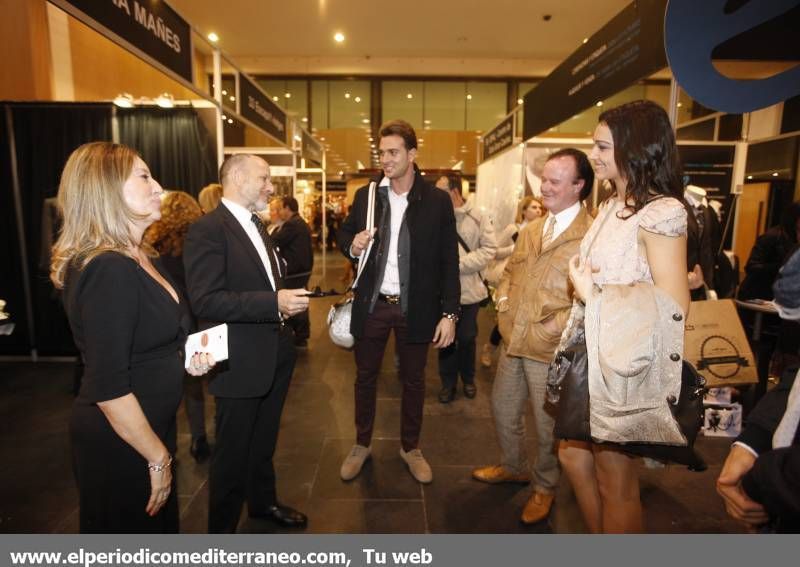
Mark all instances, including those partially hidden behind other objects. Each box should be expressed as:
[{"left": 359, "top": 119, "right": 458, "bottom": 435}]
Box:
[
  {"left": 316, "top": 497, "right": 424, "bottom": 503},
  {"left": 49, "top": 507, "right": 79, "bottom": 534},
  {"left": 307, "top": 435, "right": 332, "bottom": 502},
  {"left": 179, "top": 478, "right": 208, "bottom": 521}
]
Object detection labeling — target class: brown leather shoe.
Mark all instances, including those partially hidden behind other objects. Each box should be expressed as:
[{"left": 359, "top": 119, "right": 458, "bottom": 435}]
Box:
[
  {"left": 520, "top": 491, "right": 554, "bottom": 524},
  {"left": 472, "top": 465, "right": 531, "bottom": 484}
]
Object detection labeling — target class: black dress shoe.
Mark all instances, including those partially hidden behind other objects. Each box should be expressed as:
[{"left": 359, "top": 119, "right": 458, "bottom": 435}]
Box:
[
  {"left": 190, "top": 436, "right": 211, "bottom": 464},
  {"left": 463, "top": 383, "right": 477, "bottom": 399},
  {"left": 438, "top": 386, "right": 456, "bottom": 404},
  {"left": 255, "top": 504, "right": 308, "bottom": 528}
]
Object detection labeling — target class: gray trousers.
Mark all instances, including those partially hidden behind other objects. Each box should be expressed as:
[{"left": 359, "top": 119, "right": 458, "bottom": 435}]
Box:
[{"left": 492, "top": 347, "right": 560, "bottom": 494}]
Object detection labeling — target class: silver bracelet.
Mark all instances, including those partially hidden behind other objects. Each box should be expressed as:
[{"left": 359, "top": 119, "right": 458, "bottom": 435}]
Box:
[{"left": 147, "top": 455, "right": 173, "bottom": 473}]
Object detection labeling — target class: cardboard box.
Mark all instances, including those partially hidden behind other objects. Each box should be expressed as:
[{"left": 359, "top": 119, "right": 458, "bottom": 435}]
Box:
[
  {"left": 684, "top": 299, "right": 758, "bottom": 388},
  {"left": 704, "top": 386, "right": 734, "bottom": 405},
  {"left": 702, "top": 403, "right": 742, "bottom": 437}
]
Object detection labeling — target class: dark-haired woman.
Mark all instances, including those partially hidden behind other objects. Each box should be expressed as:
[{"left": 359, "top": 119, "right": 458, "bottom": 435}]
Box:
[{"left": 559, "top": 100, "right": 691, "bottom": 533}]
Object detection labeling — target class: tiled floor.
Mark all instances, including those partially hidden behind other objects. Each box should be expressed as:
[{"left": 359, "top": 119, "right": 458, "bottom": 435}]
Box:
[{"left": 0, "top": 256, "right": 745, "bottom": 534}]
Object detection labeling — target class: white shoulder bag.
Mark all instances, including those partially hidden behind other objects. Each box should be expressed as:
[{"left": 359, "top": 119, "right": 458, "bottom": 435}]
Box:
[{"left": 328, "top": 182, "right": 377, "bottom": 348}]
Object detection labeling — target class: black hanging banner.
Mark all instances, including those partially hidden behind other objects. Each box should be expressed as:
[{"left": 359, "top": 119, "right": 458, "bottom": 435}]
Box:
[
  {"left": 52, "top": 0, "right": 192, "bottom": 84},
  {"left": 482, "top": 115, "right": 514, "bottom": 161},
  {"left": 523, "top": 0, "right": 668, "bottom": 140},
  {"left": 239, "top": 74, "right": 288, "bottom": 144}
]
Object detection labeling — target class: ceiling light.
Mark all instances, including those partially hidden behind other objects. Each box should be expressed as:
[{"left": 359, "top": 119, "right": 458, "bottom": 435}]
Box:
[
  {"left": 406, "top": 93, "right": 413, "bottom": 99},
  {"left": 354, "top": 96, "right": 361, "bottom": 103},
  {"left": 320, "top": 137, "right": 326, "bottom": 141},
  {"left": 423, "top": 120, "right": 431, "bottom": 125},
  {"left": 466, "top": 94, "right": 472, "bottom": 100},
  {"left": 294, "top": 135, "right": 302, "bottom": 142},
  {"left": 229, "top": 96, "right": 235, "bottom": 102},
  {"left": 113, "top": 93, "right": 134, "bottom": 108},
  {"left": 334, "top": 32, "right": 345, "bottom": 43},
  {"left": 221, "top": 114, "right": 227, "bottom": 120},
  {"left": 772, "top": 172, "right": 779, "bottom": 177},
  {"left": 338, "top": 170, "right": 344, "bottom": 176},
  {"left": 221, "top": 89, "right": 228, "bottom": 96},
  {"left": 285, "top": 93, "right": 291, "bottom": 98},
  {"left": 227, "top": 118, "right": 233, "bottom": 124},
  {"left": 517, "top": 98, "right": 523, "bottom": 105},
  {"left": 155, "top": 93, "right": 174, "bottom": 108},
  {"left": 582, "top": 37, "right": 588, "bottom": 44},
  {"left": 368, "top": 137, "right": 373, "bottom": 141},
  {"left": 345, "top": 92, "right": 351, "bottom": 99},
  {"left": 418, "top": 138, "right": 424, "bottom": 143},
  {"left": 302, "top": 117, "right": 308, "bottom": 122},
  {"left": 362, "top": 119, "right": 370, "bottom": 124},
  {"left": 595, "top": 101, "right": 603, "bottom": 107},
  {"left": 272, "top": 96, "right": 278, "bottom": 101},
  {"left": 747, "top": 175, "right": 753, "bottom": 180}
]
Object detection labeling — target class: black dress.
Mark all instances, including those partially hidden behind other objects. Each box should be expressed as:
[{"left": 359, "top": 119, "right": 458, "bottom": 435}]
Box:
[{"left": 64, "top": 252, "right": 188, "bottom": 533}]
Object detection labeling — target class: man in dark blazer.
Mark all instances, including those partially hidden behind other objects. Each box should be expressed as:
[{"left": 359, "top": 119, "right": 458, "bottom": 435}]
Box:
[
  {"left": 183, "top": 154, "right": 310, "bottom": 533},
  {"left": 337, "top": 120, "right": 460, "bottom": 484},
  {"left": 272, "top": 197, "right": 314, "bottom": 347}
]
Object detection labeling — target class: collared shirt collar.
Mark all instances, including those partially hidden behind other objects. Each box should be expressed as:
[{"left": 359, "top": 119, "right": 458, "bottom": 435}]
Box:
[
  {"left": 544, "top": 200, "right": 582, "bottom": 240},
  {"left": 221, "top": 197, "right": 256, "bottom": 224}
]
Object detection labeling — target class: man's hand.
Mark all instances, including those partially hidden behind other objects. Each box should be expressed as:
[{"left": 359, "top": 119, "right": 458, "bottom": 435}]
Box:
[
  {"left": 716, "top": 445, "right": 770, "bottom": 526},
  {"left": 432, "top": 317, "right": 456, "bottom": 349},
  {"left": 278, "top": 289, "right": 310, "bottom": 318},
  {"left": 349, "top": 228, "right": 376, "bottom": 258},
  {"left": 688, "top": 264, "right": 705, "bottom": 290}
]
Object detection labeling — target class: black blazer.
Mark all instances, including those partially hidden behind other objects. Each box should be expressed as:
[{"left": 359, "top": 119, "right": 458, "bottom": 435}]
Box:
[
  {"left": 338, "top": 172, "right": 460, "bottom": 343},
  {"left": 183, "top": 204, "right": 282, "bottom": 398},
  {"left": 272, "top": 213, "right": 313, "bottom": 282}
]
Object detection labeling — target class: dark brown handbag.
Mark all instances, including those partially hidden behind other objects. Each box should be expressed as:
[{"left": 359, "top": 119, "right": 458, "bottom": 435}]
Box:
[{"left": 548, "top": 316, "right": 591, "bottom": 442}]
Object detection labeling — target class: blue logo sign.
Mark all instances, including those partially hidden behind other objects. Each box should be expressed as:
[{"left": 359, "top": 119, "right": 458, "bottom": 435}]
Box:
[{"left": 665, "top": 0, "right": 800, "bottom": 113}]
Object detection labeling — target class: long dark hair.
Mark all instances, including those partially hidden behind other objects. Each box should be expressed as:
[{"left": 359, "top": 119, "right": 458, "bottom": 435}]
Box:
[{"left": 599, "top": 100, "right": 684, "bottom": 217}]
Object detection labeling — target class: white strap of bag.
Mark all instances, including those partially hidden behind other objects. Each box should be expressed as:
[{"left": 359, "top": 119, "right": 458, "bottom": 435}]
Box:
[{"left": 352, "top": 181, "right": 376, "bottom": 290}]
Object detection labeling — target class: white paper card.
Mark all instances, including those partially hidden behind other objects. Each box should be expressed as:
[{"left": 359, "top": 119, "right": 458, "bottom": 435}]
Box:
[{"left": 184, "top": 323, "right": 228, "bottom": 369}]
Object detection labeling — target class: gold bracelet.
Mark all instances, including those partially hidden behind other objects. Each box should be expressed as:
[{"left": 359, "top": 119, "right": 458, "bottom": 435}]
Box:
[{"left": 147, "top": 455, "right": 173, "bottom": 473}]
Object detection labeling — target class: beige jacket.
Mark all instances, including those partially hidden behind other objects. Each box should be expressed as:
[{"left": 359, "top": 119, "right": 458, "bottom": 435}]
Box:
[
  {"left": 584, "top": 282, "right": 687, "bottom": 445},
  {"left": 497, "top": 206, "right": 593, "bottom": 362}
]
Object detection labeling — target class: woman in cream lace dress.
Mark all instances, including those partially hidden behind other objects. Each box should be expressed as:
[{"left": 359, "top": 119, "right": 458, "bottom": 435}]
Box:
[{"left": 560, "top": 100, "right": 691, "bottom": 533}]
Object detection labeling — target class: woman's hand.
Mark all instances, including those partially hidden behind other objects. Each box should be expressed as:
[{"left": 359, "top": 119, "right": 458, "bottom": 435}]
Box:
[
  {"left": 145, "top": 455, "right": 173, "bottom": 517},
  {"left": 568, "top": 254, "right": 597, "bottom": 302},
  {"left": 187, "top": 352, "right": 216, "bottom": 376}
]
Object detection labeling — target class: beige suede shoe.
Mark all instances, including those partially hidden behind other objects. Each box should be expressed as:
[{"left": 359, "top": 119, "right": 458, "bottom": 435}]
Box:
[
  {"left": 340, "top": 445, "right": 371, "bottom": 481},
  {"left": 399, "top": 448, "right": 433, "bottom": 483}
]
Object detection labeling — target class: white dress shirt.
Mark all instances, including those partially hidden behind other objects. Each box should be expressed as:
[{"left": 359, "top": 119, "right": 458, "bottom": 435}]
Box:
[
  {"left": 543, "top": 200, "right": 582, "bottom": 243},
  {"left": 379, "top": 178, "right": 409, "bottom": 295},
  {"left": 221, "top": 198, "right": 279, "bottom": 292}
]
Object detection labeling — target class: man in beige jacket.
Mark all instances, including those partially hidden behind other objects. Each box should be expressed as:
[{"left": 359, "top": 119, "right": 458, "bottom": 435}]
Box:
[{"left": 473, "top": 148, "right": 593, "bottom": 525}]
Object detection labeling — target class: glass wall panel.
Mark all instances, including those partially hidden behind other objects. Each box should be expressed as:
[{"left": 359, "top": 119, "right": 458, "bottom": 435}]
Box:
[
  {"left": 382, "top": 81, "right": 424, "bottom": 129},
  {"left": 465, "top": 81, "right": 507, "bottom": 132},
  {"left": 424, "top": 81, "right": 466, "bottom": 131},
  {"left": 328, "top": 80, "right": 371, "bottom": 128},
  {"left": 311, "top": 80, "right": 329, "bottom": 130},
  {"left": 257, "top": 79, "right": 308, "bottom": 122}
]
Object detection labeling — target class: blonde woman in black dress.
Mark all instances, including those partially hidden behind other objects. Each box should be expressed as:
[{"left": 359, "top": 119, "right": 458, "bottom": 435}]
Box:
[{"left": 51, "top": 142, "right": 214, "bottom": 533}]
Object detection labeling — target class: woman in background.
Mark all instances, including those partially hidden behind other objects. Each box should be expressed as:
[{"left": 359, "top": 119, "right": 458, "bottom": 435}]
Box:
[
  {"left": 51, "top": 142, "right": 213, "bottom": 533},
  {"left": 144, "top": 190, "right": 210, "bottom": 463},
  {"left": 560, "top": 100, "right": 690, "bottom": 533}
]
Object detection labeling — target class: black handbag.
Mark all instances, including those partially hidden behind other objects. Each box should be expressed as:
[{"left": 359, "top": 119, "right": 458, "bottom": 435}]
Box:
[
  {"left": 548, "top": 316, "right": 591, "bottom": 442},
  {"left": 620, "top": 361, "right": 707, "bottom": 469}
]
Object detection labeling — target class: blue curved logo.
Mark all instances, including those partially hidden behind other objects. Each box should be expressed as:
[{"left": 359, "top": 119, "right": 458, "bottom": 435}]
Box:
[{"left": 665, "top": 0, "right": 800, "bottom": 113}]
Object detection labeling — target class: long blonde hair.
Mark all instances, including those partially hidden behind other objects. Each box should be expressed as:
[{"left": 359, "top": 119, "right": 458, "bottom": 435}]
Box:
[{"left": 50, "top": 142, "right": 152, "bottom": 289}]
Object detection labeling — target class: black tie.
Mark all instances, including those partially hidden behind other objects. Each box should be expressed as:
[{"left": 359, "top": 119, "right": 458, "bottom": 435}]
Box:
[{"left": 251, "top": 213, "right": 284, "bottom": 290}]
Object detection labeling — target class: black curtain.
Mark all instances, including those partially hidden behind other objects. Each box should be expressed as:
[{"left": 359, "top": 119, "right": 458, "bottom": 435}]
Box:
[
  {"left": 117, "top": 107, "right": 217, "bottom": 196},
  {"left": 2, "top": 102, "right": 113, "bottom": 356}
]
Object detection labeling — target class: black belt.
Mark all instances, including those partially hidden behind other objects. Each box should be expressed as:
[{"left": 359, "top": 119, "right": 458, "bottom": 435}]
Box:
[{"left": 378, "top": 293, "right": 401, "bottom": 305}]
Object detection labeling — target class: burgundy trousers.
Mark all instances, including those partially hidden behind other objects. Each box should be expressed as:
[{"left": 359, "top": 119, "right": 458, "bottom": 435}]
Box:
[{"left": 353, "top": 300, "right": 430, "bottom": 452}]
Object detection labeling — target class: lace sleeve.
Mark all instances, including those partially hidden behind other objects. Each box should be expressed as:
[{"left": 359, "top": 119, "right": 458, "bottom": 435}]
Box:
[{"left": 640, "top": 197, "right": 687, "bottom": 237}]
